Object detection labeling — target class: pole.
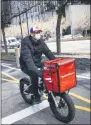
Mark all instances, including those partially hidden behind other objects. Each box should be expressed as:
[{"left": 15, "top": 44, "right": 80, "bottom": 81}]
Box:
[
  {"left": 18, "top": 7, "right": 23, "bottom": 39},
  {"left": 26, "top": 10, "right": 29, "bottom": 35},
  {"left": 15, "top": 47, "right": 20, "bottom": 68}
]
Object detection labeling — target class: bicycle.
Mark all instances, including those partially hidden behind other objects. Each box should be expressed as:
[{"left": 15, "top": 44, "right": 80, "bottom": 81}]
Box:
[{"left": 20, "top": 58, "right": 76, "bottom": 123}]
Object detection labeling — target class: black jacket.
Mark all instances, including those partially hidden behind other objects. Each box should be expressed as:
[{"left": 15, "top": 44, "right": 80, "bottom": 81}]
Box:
[{"left": 20, "top": 36, "right": 56, "bottom": 75}]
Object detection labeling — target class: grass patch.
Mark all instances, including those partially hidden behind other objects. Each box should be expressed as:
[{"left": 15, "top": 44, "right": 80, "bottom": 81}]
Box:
[{"left": 1, "top": 52, "right": 16, "bottom": 61}]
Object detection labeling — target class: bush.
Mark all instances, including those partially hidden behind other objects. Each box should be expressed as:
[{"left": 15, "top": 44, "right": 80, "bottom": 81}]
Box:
[{"left": 62, "top": 26, "right": 71, "bottom": 36}]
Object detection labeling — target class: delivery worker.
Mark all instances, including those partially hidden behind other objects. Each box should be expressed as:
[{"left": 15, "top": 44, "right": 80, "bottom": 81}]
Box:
[{"left": 19, "top": 26, "right": 56, "bottom": 104}]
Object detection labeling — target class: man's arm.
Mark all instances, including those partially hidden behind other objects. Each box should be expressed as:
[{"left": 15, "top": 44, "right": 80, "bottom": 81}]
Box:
[
  {"left": 21, "top": 40, "right": 40, "bottom": 75},
  {"left": 43, "top": 42, "right": 56, "bottom": 60}
]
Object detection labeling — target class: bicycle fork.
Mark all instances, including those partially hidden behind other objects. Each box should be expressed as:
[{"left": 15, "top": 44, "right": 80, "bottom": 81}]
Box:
[{"left": 48, "top": 91, "right": 58, "bottom": 107}]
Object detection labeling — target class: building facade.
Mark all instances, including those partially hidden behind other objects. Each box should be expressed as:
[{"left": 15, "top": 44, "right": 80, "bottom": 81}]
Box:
[{"left": 65, "top": 4, "right": 90, "bottom": 35}]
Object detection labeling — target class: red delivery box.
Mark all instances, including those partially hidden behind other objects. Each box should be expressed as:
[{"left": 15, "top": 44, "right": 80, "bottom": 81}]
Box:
[{"left": 43, "top": 58, "right": 77, "bottom": 93}]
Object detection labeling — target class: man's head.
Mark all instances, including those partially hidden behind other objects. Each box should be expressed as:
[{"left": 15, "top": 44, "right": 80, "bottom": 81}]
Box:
[{"left": 29, "top": 26, "right": 42, "bottom": 40}]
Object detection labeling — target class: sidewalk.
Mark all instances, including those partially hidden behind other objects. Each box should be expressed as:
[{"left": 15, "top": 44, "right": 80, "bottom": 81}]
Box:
[
  {"left": 45, "top": 36, "right": 90, "bottom": 43},
  {"left": 46, "top": 39, "right": 90, "bottom": 54}
]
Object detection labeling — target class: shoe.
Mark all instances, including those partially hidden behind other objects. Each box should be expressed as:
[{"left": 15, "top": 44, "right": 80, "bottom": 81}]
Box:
[
  {"left": 44, "top": 90, "right": 48, "bottom": 94},
  {"left": 33, "top": 94, "right": 41, "bottom": 104}
]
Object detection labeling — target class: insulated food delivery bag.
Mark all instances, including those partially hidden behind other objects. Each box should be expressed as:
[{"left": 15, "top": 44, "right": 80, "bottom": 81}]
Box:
[{"left": 43, "top": 58, "right": 77, "bottom": 93}]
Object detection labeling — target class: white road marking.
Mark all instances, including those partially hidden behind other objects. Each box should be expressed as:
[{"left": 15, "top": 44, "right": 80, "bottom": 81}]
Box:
[
  {"left": 1, "top": 63, "right": 90, "bottom": 79},
  {"left": 77, "top": 75, "right": 90, "bottom": 79},
  {"left": 1, "top": 64, "right": 21, "bottom": 71},
  {"left": 2, "top": 63, "right": 12, "bottom": 66},
  {"left": 2, "top": 100, "right": 49, "bottom": 124}
]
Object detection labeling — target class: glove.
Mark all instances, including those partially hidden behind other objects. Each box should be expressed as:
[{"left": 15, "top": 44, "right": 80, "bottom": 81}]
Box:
[{"left": 37, "top": 69, "right": 43, "bottom": 78}]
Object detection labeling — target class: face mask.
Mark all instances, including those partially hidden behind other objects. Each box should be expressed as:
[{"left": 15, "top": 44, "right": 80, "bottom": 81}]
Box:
[{"left": 34, "top": 34, "right": 41, "bottom": 40}]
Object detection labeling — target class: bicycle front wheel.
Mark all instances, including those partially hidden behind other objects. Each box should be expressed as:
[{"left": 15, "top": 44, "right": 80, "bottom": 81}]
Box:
[{"left": 48, "top": 92, "right": 75, "bottom": 123}]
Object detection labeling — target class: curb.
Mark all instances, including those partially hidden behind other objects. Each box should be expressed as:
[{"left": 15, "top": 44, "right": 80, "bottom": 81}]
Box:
[
  {"left": 1, "top": 57, "right": 90, "bottom": 71},
  {"left": 1, "top": 59, "right": 16, "bottom": 62},
  {"left": 45, "top": 38, "right": 90, "bottom": 43},
  {"left": 1, "top": 52, "right": 90, "bottom": 62},
  {"left": 1, "top": 53, "right": 90, "bottom": 62},
  {"left": 53, "top": 52, "right": 90, "bottom": 55},
  {"left": 1, "top": 53, "right": 89, "bottom": 62}
]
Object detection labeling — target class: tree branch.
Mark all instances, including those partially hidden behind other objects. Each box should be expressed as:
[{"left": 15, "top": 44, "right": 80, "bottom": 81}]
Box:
[{"left": 4, "top": 1, "right": 42, "bottom": 24}]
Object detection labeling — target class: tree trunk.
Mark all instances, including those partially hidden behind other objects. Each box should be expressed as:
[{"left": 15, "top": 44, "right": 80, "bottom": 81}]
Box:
[
  {"left": 18, "top": 7, "right": 23, "bottom": 39},
  {"left": 26, "top": 11, "right": 29, "bottom": 35},
  {"left": 56, "top": 7, "right": 62, "bottom": 55},
  {"left": 2, "top": 28, "right": 8, "bottom": 53}
]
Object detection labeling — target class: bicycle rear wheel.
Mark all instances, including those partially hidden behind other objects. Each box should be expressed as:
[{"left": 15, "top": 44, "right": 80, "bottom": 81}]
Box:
[{"left": 20, "top": 77, "right": 34, "bottom": 104}]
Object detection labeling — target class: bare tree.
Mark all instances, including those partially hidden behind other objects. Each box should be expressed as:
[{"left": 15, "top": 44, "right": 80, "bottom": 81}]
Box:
[
  {"left": 2, "top": 0, "right": 90, "bottom": 54},
  {"left": 56, "top": 0, "right": 68, "bottom": 55},
  {"left": 75, "top": 14, "right": 90, "bottom": 34},
  {"left": 1, "top": 0, "right": 11, "bottom": 53},
  {"left": 1, "top": 0, "right": 42, "bottom": 41},
  {"left": 55, "top": 0, "right": 90, "bottom": 54}
]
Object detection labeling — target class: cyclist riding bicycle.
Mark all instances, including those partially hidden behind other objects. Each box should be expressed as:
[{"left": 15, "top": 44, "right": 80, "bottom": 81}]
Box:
[{"left": 19, "top": 26, "right": 56, "bottom": 104}]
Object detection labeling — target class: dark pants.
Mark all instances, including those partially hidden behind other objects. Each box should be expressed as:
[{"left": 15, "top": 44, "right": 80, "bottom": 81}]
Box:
[{"left": 22, "top": 68, "right": 39, "bottom": 96}]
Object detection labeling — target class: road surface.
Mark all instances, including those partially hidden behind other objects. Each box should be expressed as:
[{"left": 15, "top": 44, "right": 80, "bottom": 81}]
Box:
[{"left": 1, "top": 60, "right": 90, "bottom": 124}]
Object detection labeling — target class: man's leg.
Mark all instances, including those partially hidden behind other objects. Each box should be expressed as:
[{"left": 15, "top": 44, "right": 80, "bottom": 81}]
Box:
[
  {"left": 23, "top": 69, "right": 41, "bottom": 103},
  {"left": 23, "top": 68, "right": 38, "bottom": 95},
  {"left": 28, "top": 71, "right": 38, "bottom": 96},
  {"left": 28, "top": 71, "right": 41, "bottom": 103}
]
